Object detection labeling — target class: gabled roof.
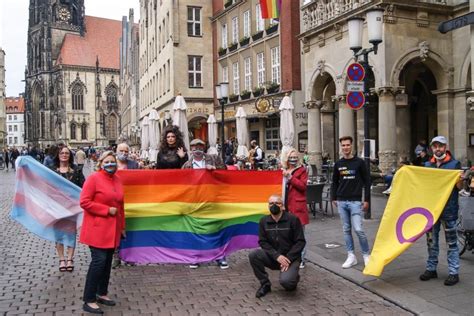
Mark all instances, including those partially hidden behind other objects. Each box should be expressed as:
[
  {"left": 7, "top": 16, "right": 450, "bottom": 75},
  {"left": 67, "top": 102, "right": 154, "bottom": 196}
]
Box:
[
  {"left": 5, "top": 97, "right": 25, "bottom": 113},
  {"left": 57, "top": 16, "right": 122, "bottom": 69}
]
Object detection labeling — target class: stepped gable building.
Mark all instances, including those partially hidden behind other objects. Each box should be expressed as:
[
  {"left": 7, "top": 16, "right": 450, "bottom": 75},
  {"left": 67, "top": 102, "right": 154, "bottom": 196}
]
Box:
[
  {"left": 25, "top": 0, "right": 122, "bottom": 148},
  {"left": 6, "top": 96, "right": 26, "bottom": 148}
]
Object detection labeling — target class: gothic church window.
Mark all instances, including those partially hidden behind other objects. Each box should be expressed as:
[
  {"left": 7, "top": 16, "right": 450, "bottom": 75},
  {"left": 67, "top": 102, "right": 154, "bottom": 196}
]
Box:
[
  {"left": 106, "top": 114, "right": 118, "bottom": 140},
  {"left": 70, "top": 122, "right": 77, "bottom": 140},
  {"left": 81, "top": 123, "right": 87, "bottom": 140},
  {"left": 71, "top": 84, "right": 84, "bottom": 110}
]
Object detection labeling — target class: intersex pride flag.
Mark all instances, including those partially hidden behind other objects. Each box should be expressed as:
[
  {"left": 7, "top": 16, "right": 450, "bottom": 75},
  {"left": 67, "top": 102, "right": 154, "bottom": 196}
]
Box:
[
  {"left": 363, "top": 166, "right": 460, "bottom": 277},
  {"left": 118, "top": 170, "right": 282, "bottom": 264}
]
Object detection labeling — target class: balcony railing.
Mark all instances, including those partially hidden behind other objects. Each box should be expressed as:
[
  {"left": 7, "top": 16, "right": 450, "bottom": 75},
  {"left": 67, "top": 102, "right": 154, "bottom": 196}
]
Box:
[{"left": 302, "top": 0, "right": 373, "bottom": 32}]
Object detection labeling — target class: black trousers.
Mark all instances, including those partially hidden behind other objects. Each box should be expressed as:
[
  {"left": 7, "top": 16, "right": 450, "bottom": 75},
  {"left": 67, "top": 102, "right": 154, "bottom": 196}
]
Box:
[
  {"left": 83, "top": 246, "right": 115, "bottom": 303},
  {"left": 248, "top": 249, "right": 300, "bottom": 291}
]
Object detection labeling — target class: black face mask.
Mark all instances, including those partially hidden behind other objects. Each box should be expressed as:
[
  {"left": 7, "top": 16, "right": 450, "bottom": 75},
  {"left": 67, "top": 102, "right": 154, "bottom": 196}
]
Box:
[{"left": 269, "top": 203, "right": 281, "bottom": 215}]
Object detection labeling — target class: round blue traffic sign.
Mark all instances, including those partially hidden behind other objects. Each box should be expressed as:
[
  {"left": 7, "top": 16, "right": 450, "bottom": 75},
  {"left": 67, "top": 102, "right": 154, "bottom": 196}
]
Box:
[
  {"left": 347, "top": 63, "right": 365, "bottom": 81},
  {"left": 346, "top": 91, "right": 365, "bottom": 110}
]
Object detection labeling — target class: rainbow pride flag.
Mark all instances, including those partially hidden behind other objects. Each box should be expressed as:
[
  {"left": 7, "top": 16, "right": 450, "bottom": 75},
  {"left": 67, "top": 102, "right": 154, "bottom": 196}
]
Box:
[
  {"left": 11, "top": 156, "right": 83, "bottom": 248},
  {"left": 119, "top": 170, "right": 282, "bottom": 264},
  {"left": 260, "top": 0, "right": 282, "bottom": 19}
]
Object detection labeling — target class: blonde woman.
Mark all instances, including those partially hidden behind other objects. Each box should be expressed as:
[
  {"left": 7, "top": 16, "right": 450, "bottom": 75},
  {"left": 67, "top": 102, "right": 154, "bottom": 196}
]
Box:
[
  {"left": 282, "top": 148, "right": 309, "bottom": 268},
  {"left": 80, "top": 151, "right": 125, "bottom": 314}
]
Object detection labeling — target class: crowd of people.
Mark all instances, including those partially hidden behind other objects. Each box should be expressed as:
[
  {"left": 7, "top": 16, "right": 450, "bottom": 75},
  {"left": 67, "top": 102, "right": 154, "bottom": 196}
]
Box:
[{"left": 5, "top": 124, "right": 474, "bottom": 314}]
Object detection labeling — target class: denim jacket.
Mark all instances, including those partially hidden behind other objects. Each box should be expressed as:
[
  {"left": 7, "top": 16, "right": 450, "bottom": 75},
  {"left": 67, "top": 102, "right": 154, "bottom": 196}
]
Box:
[{"left": 425, "top": 152, "right": 461, "bottom": 220}]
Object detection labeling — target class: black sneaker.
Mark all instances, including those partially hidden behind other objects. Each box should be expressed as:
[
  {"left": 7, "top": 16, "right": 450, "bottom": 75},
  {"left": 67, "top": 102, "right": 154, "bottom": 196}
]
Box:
[
  {"left": 444, "top": 274, "right": 459, "bottom": 286},
  {"left": 255, "top": 284, "right": 271, "bottom": 298},
  {"left": 419, "top": 270, "right": 438, "bottom": 281}
]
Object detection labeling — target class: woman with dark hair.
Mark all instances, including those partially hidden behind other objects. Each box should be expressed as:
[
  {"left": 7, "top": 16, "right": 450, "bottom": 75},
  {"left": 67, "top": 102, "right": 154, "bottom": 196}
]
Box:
[
  {"left": 53, "top": 146, "right": 85, "bottom": 272},
  {"left": 156, "top": 125, "right": 188, "bottom": 169}
]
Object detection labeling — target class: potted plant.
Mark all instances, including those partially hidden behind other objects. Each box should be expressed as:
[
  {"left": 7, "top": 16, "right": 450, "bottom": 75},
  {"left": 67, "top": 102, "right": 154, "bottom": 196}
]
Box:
[
  {"left": 228, "top": 41, "right": 238, "bottom": 52},
  {"left": 218, "top": 47, "right": 227, "bottom": 57},
  {"left": 252, "top": 86, "right": 264, "bottom": 97},
  {"left": 266, "top": 22, "right": 279, "bottom": 35},
  {"left": 239, "top": 36, "right": 250, "bottom": 47},
  {"left": 266, "top": 82, "right": 280, "bottom": 94},
  {"left": 228, "top": 93, "right": 239, "bottom": 102},
  {"left": 224, "top": 0, "right": 233, "bottom": 9},
  {"left": 240, "top": 90, "right": 251, "bottom": 100},
  {"left": 252, "top": 30, "right": 264, "bottom": 41}
]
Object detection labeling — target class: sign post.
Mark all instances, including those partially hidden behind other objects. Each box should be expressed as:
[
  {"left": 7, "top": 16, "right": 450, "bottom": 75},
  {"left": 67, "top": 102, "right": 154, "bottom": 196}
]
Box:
[{"left": 346, "top": 62, "right": 366, "bottom": 110}]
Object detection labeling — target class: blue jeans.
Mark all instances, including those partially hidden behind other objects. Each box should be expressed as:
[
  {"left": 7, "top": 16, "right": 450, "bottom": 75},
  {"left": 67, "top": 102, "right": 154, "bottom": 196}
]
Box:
[
  {"left": 425, "top": 219, "right": 459, "bottom": 275},
  {"left": 337, "top": 201, "right": 370, "bottom": 255}
]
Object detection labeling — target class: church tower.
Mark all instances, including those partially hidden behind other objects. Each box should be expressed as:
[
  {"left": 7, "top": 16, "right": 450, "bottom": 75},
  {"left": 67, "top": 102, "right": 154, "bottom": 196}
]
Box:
[{"left": 25, "top": 0, "right": 85, "bottom": 145}]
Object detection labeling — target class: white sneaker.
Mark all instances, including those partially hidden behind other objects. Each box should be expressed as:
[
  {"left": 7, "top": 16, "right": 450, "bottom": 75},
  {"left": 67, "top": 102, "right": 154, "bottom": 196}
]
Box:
[
  {"left": 342, "top": 253, "right": 357, "bottom": 269},
  {"left": 459, "top": 189, "right": 470, "bottom": 197},
  {"left": 363, "top": 255, "right": 370, "bottom": 266}
]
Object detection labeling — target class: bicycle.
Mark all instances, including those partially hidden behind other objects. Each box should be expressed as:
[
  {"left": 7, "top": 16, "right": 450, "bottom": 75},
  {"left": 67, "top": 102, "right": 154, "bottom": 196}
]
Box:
[{"left": 457, "top": 195, "right": 474, "bottom": 256}]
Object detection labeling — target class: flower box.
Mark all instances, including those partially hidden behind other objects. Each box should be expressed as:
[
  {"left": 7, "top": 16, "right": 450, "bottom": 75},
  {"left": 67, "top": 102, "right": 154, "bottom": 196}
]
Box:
[
  {"left": 228, "top": 42, "right": 238, "bottom": 52},
  {"left": 266, "top": 83, "right": 280, "bottom": 94},
  {"left": 229, "top": 94, "right": 239, "bottom": 103},
  {"left": 239, "top": 37, "right": 250, "bottom": 47},
  {"left": 218, "top": 47, "right": 227, "bottom": 57},
  {"left": 252, "top": 30, "right": 264, "bottom": 41},
  {"left": 240, "top": 90, "right": 251, "bottom": 100},
  {"left": 266, "top": 23, "right": 278, "bottom": 36},
  {"left": 252, "top": 87, "right": 264, "bottom": 98}
]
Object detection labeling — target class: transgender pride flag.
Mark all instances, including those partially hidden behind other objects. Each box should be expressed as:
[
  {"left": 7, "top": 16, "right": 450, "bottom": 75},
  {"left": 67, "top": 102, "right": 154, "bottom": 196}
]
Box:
[{"left": 11, "top": 156, "right": 83, "bottom": 248}]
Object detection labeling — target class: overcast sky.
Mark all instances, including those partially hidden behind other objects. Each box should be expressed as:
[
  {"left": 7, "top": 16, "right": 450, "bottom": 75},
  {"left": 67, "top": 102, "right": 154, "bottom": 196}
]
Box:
[{"left": 0, "top": 0, "right": 140, "bottom": 97}]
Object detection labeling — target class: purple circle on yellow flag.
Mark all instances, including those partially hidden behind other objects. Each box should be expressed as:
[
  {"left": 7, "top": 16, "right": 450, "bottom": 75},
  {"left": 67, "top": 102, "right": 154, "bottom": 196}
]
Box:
[{"left": 396, "top": 207, "right": 434, "bottom": 244}]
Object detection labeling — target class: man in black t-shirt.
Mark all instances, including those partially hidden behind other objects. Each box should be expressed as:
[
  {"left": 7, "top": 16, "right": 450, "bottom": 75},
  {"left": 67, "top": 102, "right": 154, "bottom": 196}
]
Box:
[{"left": 331, "top": 136, "right": 371, "bottom": 269}]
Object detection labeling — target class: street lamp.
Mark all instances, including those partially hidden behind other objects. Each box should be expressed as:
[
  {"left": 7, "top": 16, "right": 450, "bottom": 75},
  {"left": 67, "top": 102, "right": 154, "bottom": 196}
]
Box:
[
  {"left": 215, "top": 82, "right": 229, "bottom": 160},
  {"left": 347, "top": 8, "right": 384, "bottom": 219}
]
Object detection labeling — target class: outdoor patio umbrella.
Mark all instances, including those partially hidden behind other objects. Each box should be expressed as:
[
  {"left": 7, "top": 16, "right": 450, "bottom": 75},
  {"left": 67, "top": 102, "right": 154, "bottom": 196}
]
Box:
[
  {"left": 172, "top": 94, "right": 190, "bottom": 151},
  {"left": 140, "top": 115, "right": 150, "bottom": 159},
  {"left": 279, "top": 94, "right": 295, "bottom": 163},
  {"left": 148, "top": 109, "right": 160, "bottom": 163},
  {"left": 235, "top": 106, "right": 249, "bottom": 159},
  {"left": 207, "top": 114, "right": 218, "bottom": 155}
]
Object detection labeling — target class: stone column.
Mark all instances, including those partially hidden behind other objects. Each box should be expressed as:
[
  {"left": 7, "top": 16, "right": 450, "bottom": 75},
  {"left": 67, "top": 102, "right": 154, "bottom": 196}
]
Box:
[
  {"left": 376, "top": 87, "right": 398, "bottom": 172},
  {"left": 336, "top": 95, "right": 354, "bottom": 141},
  {"left": 453, "top": 90, "right": 468, "bottom": 164},
  {"left": 433, "top": 89, "right": 454, "bottom": 146},
  {"left": 306, "top": 100, "right": 323, "bottom": 170},
  {"left": 396, "top": 102, "right": 411, "bottom": 160}
]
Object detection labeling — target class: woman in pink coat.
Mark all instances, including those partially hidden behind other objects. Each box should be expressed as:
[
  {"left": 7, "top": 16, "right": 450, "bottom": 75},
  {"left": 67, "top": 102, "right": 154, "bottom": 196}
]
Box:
[
  {"left": 282, "top": 148, "right": 309, "bottom": 268},
  {"left": 80, "top": 150, "right": 125, "bottom": 314}
]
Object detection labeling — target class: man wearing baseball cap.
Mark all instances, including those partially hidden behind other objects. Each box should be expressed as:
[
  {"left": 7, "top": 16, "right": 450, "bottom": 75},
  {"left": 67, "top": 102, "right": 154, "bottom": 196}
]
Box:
[{"left": 419, "top": 136, "right": 463, "bottom": 286}]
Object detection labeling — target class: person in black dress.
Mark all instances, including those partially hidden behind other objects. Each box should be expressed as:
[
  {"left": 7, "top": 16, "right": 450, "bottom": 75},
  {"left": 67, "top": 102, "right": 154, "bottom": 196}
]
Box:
[{"left": 156, "top": 125, "right": 188, "bottom": 169}]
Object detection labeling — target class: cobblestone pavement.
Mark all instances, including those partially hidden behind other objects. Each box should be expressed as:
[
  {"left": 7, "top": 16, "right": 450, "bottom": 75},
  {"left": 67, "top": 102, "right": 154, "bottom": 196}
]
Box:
[{"left": 0, "top": 167, "right": 411, "bottom": 315}]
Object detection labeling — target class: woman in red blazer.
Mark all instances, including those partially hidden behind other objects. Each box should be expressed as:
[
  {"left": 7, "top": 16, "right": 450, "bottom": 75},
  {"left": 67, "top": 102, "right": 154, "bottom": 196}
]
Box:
[
  {"left": 282, "top": 148, "right": 309, "bottom": 268},
  {"left": 80, "top": 151, "right": 125, "bottom": 314}
]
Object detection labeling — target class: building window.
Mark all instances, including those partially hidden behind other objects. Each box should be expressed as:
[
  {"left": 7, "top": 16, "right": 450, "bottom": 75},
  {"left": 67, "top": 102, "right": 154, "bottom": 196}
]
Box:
[
  {"left": 8, "top": 115, "right": 12, "bottom": 120},
  {"left": 271, "top": 46, "right": 280, "bottom": 84},
  {"left": 187, "top": 7, "right": 202, "bottom": 37},
  {"left": 8, "top": 125, "right": 12, "bottom": 132},
  {"left": 256, "top": 4, "right": 264, "bottom": 32},
  {"left": 188, "top": 56, "right": 202, "bottom": 88},
  {"left": 257, "top": 52, "right": 265, "bottom": 87},
  {"left": 13, "top": 115, "right": 17, "bottom": 120},
  {"left": 8, "top": 137, "right": 12, "bottom": 144},
  {"left": 232, "top": 62, "right": 240, "bottom": 95},
  {"left": 14, "top": 137, "right": 18, "bottom": 144},
  {"left": 106, "top": 85, "right": 118, "bottom": 107},
  {"left": 71, "top": 84, "right": 84, "bottom": 110},
  {"left": 222, "top": 66, "right": 228, "bottom": 83},
  {"left": 106, "top": 115, "right": 118, "bottom": 140},
  {"left": 221, "top": 24, "right": 228, "bottom": 48},
  {"left": 265, "top": 117, "right": 280, "bottom": 151},
  {"left": 81, "top": 124, "right": 87, "bottom": 140},
  {"left": 231, "top": 16, "right": 239, "bottom": 44},
  {"left": 14, "top": 125, "right": 18, "bottom": 132},
  {"left": 70, "top": 123, "right": 77, "bottom": 140},
  {"left": 243, "top": 10, "right": 251, "bottom": 38},
  {"left": 244, "top": 57, "right": 252, "bottom": 92}
]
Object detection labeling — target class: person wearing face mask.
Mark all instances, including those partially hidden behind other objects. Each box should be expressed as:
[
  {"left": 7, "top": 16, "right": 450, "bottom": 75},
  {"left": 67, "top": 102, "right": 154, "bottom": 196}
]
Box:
[
  {"left": 419, "top": 136, "right": 464, "bottom": 286},
  {"left": 182, "top": 138, "right": 226, "bottom": 269},
  {"left": 282, "top": 148, "right": 309, "bottom": 269},
  {"left": 248, "top": 194, "right": 306, "bottom": 298},
  {"left": 116, "top": 143, "right": 139, "bottom": 170},
  {"left": 79, "top": 151, "right": 125, "bottom": 314}
]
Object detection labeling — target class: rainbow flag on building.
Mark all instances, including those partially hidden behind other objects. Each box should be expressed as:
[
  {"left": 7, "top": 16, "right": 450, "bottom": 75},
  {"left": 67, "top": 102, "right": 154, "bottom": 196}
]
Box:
[
  {"left": 119, "top": 170, "right": 282, "bottom": 264},
  {"left": 11, "top": 156, "right": 83, "bottom": 248},
  {"left": 260, "top": 0, "right": 282, "bottom": 19}
]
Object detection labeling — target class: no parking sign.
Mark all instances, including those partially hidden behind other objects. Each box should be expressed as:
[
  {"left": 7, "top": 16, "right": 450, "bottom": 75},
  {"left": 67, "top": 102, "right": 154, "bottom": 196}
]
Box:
[{"left": 346, "top": 62, "right": 366, "bottom": 110}]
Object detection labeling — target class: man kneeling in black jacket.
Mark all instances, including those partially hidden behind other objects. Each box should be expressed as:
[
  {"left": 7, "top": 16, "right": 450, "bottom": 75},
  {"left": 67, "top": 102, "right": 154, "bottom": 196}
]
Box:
[{"left": 249, "top": 194, "right": 306, "bottom": 298}]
